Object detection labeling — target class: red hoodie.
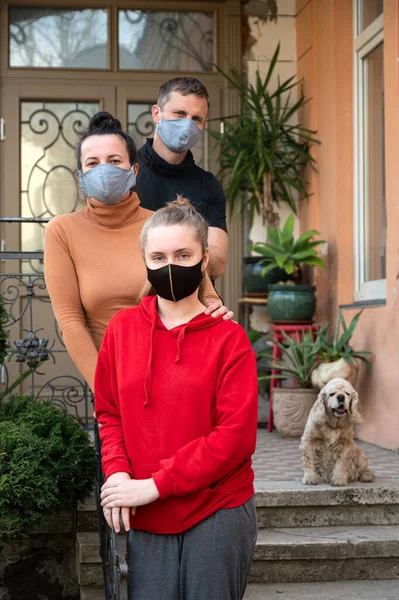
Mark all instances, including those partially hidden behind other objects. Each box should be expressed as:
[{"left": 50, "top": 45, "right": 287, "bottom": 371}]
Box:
[{"left": 94, "top": 295, "right": 258, "bottom": 534}]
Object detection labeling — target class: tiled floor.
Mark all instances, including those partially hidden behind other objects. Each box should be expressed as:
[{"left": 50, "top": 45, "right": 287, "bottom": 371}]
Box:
[{"left": 253, "top": 430, "right": 399, "bottom": 484}]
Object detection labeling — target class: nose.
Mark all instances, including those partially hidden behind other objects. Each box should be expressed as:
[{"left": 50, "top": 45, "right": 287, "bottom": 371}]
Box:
[{"left": 336, "top": 394, "right": 345, "bottom": 403}]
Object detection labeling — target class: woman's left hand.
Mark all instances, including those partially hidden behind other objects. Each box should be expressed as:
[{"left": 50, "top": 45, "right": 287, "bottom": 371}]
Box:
[
  {"left": 204, "top": 299, "right": 234, "bottom": 321},
  {"left": 101, "top": 478, "right": 160, "bottom": 509}
]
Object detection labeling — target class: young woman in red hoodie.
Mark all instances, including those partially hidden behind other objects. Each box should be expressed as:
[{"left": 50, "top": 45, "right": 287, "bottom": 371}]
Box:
[{"left": 95, "top": 198, "right": 258, "bottom": 600}]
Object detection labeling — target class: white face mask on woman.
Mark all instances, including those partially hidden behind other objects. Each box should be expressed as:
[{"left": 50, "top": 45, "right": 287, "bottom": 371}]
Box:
[{"left": 79, "top": 163, "right": 136, "bottom": 204}]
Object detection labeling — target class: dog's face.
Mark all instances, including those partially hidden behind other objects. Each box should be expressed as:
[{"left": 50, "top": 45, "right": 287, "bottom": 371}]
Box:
[{"left": 317, "top": 378, "right": 362, "bottom": 425}]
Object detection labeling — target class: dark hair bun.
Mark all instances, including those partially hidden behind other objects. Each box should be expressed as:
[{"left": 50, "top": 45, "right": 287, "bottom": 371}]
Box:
[{"left": 88, "top": 111, "right": 122, "bottom": 132}]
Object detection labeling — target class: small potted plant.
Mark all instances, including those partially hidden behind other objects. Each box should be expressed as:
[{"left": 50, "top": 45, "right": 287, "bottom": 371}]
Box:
[
  {"left": 311, "top": 311, "right": 372, "bottom": 388},
  {"left": 259, "top": 330, "right": 320, "bottom": 437},
  {"left": 249, "top": 214, "right": 326, "bottom": 322}
]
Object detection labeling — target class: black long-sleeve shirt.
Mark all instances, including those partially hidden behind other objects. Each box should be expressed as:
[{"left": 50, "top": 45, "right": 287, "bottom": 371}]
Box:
[{"left": 136, "top": 139, "right": 227, "bottom": 233}]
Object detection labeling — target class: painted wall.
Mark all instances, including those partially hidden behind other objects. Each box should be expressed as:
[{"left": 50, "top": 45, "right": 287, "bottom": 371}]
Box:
[{"left": 296, "top": 0, "right": 399, "bottom": 450}]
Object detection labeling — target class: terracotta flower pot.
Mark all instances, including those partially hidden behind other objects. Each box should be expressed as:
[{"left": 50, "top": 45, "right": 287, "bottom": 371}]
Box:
[
  {"left": 311, "top": 358, "right": 359, "bottom": 389},
  {"left": 273, "top": 388, "right": 319, "bottom": 438}
]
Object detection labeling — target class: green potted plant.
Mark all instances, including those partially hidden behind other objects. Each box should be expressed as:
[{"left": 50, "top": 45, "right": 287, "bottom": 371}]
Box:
[
  {"left": 209, "top": 44, "right": 320, "bottom": 294},
  {"left": 311, "top": 311, "right": 372, "bottom": 388},
  {"left": 250, "top": 214, "right": 326, "bottom": 322},
  {"left": 258, "top": 330, "right": 320, "bottom": 437}
]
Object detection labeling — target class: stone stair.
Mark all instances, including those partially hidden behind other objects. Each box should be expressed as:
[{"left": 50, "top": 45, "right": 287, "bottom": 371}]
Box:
[{"left": 76, "top": 479, "right": 399, "bottom": 599}]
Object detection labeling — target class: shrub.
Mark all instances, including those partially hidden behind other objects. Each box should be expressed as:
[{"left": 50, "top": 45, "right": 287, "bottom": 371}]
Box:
[{"left": 0, "top": 394, "right": 96, "bottom": 542}]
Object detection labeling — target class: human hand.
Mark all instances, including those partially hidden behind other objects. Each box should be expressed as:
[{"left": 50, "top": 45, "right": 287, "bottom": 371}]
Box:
[
  {"left": 204, "top": 299, "right": 234, "bottom": 321},
  {"left": 102, "top": 472, "right": 133, "bottom": 533},
  {"left": 101, "top": 478, "right": 160, "bottom": 510}
]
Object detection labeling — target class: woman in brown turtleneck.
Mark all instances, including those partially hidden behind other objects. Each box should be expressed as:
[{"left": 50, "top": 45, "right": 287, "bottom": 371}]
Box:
[{"left": 44, "top": 112, "right": 229, "bottom": 392}]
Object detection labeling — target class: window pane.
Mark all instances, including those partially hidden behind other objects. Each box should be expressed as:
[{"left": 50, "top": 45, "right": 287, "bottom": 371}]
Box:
[
  {"left": 21, "top": 101, "right": 99, "bottom": 272},
  {"left": 119, "top": 11, "right": 213, "bottom": 71},
  {"left": 9, "top": 8, "right": 108, "bottom": 68},
  {"left": 358, "top": 0, "right": 383, "bottom": 33},
  {"left": 127, "top": 103, "right": 206, "bottom": 169},
  {"left": 362, "top": 43, "right": 386, "bottom": 282}
]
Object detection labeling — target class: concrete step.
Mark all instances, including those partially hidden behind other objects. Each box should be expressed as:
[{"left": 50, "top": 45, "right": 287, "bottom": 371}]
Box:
[
  {"left": 255, "top": 479, "right": 399, "bottom": 528},
  {"left": 76, "top": 532, "right": 103, "bottom": 586},
  {"left": 244, "top": 580, "right": 399, "bottom": 600},
  {"left": 80, "top": 587, "right": 104, "bottom": 600},
  {"left": 79, "top": 480, "right": 399, "bottom": 532},
  {"left": 250, "top": 524, "right": 399, "bottom": 583}
]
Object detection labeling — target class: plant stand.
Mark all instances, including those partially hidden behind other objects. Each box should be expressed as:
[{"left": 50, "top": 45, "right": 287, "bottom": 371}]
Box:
[
  {"left": 268, "top": 323, "right": 318, "bottom": 432},
  {"left": 238, "top": 295, "right": 268, "bottom": 330}
]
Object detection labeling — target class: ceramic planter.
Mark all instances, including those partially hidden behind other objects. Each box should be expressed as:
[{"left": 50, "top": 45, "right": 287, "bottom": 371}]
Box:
[
  {"left": 311, "top": 358, "right": 359, "bottom": 389},
  {"left": 243, "top": 257, "right": 289, "bottom": 294},
  {"left": 273, "top": 387, "right": 318, "bottom": 438},
  {"left": 268, "top": 284, "right": 316, "bottom": 322}
]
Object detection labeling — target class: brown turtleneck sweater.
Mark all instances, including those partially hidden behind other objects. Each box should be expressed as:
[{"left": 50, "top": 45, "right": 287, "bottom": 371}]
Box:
[{"left": 44, "top": 192, "right": 218, "bottom": 391}]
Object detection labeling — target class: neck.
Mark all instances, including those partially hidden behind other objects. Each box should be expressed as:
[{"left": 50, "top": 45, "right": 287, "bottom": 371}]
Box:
[
  {"left": 157, "top": 292, "right": 204, "bottom": 328},
  {"left": 152, "top": 133, "right": 187, "bottom": 165}
]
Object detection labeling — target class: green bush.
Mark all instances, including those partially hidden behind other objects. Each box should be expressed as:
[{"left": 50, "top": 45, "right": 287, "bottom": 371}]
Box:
[{"left": 0, "top": 394, "right": 96, "bottom": 542}]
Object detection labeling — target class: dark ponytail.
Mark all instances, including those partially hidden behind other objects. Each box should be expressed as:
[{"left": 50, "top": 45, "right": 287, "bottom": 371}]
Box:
[{"left": 77, "top": 111, "right": 138, "bottom": 170}]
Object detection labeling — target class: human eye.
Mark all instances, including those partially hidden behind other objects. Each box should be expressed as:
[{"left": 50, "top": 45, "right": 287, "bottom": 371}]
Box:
[
  {"left": 87, "top": 161, "right": 97, "bottom": 168},
  {"left": 111, "top": 159, "right": 121, "bottom": 164},
  {"left": 153, "top": 255, "right": 165, "bottom": 262}
]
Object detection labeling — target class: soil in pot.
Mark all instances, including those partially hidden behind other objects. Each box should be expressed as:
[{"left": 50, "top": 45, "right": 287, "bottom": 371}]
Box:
[
  {"left": 273, "top": 387, "right": 318, "bottom": 437},
  {"left": 243, "top": 257, "right": 290, "bottom": 294},
  {"left": 268, "top": 284, "right": 316, "bottom": 322}
]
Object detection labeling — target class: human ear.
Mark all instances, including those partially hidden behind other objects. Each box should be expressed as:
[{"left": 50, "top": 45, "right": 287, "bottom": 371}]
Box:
[{"left": 152, "top": 104, "right": 161, "bottom": 125}]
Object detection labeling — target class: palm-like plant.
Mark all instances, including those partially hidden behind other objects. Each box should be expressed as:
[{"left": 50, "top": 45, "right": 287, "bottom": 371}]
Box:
[
  {"left": 315, "top": 311, "right": 372, "bottom": 370},
  {"left": 258, "top": 330, "right": 320, "bottom": 388},
  {"left": 210, "top": 44, "right": 320, "bottom": 225},
  {"left": 249, "top": 214, "right": 326, "bottom": 278}
]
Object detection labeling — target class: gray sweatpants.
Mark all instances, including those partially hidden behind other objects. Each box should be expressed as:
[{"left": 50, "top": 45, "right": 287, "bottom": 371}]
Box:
[{"left": 127, "top": 497, "right": 258, "bottom": 600}]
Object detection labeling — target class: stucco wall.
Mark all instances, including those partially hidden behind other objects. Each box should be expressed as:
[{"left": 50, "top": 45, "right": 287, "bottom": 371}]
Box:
[{"left": 296, "top": 0, "right": 399, "bottom": 450}]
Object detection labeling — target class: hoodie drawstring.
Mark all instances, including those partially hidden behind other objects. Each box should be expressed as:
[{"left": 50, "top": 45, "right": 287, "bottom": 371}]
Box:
[
  {"left": 144, "top": 315, "right": 157, "bottom": 407},
  {"left": 175, "top": 325, "right": 187, "bottom": 364}
]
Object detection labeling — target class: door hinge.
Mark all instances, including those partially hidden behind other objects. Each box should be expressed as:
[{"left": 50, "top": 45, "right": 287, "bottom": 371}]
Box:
[{"left": 0, "top": 118, "right": 5, "bottom": 141}]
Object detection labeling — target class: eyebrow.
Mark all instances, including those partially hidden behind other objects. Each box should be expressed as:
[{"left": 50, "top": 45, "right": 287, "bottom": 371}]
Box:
[
  {"left": 85, "top": 154, "right": 123, "bottom": 161},
  {"left": 149, "top": 247, "right": 191, "bottom": 255}
]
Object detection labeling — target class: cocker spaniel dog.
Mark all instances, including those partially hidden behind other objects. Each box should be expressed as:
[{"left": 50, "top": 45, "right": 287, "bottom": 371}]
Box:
[{"left": 300, "top": 378, "right": 375, "bottom": 486}]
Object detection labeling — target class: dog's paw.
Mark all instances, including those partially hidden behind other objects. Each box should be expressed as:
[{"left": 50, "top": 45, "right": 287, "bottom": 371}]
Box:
[
  {"left": 359, "top": 468, "right": 375, "bottom": 483},
  {"left": 302, "top": 472, "right": 320, "bottom": 485},
  {"left": 330, "top": 476, "right": 349, "bottom": 487}
]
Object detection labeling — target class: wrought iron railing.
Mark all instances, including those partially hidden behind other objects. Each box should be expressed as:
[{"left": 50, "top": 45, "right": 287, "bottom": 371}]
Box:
[{"left": 0, "top": 216, "right": 128, "bottom": 599}]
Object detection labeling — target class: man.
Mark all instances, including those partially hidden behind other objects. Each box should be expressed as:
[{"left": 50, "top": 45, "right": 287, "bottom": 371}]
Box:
[{"left": 135, "top": 77, "right": 228, "bottom": 281}]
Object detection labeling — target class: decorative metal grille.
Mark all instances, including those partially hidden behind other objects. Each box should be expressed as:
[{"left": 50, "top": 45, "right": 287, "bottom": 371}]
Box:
[
  {"left": 20, "top": 101, "right": 98, "bottom": 273},
  {"left": 119, "top": 10, "right": 214, "bottom": 71}
]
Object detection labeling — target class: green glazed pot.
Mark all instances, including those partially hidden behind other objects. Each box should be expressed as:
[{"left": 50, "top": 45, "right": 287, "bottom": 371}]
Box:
[
  {"left": 243, "top": 257, "right": 290, "bottom": 294},
  {"left": 268, "top": 284, "right": 316, "bottom": 322}
]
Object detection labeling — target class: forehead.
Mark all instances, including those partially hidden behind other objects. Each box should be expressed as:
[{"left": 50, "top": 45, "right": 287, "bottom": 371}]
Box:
[
  {"left": 81, "top": 134, "right": 127, "bottom": 158},
  {"left": 145, "top": 224, "right": 200, "bottom": 251},
  {"left": 163, "top": 92, "right": 208, "bottom": 117}
]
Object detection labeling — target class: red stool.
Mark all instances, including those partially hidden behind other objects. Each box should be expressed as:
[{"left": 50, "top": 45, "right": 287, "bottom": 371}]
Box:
[{"left": 268, "top": 323, "right": 318, "bottom": 432}]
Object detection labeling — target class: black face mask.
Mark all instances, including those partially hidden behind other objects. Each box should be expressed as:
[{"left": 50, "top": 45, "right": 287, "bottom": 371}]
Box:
[{"left": 146, "top": 258, "right": 204, "bottom": 302}]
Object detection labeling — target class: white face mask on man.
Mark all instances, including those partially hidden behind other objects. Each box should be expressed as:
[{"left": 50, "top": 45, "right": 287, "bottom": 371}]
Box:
[
  {"left": 79, "top": 164, "right": 137, "bottom": 204},
  {"left": 156, "top": 118, "right": 202, "bottom": 154}
]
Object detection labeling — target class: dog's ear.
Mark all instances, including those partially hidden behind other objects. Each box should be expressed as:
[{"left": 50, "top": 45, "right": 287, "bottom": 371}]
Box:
[
  {"left": 312, "top": 390, "right": 328, "bottom": 423},
  {"left": 349, "top": 389, "right": 362, "bottom": 424}
]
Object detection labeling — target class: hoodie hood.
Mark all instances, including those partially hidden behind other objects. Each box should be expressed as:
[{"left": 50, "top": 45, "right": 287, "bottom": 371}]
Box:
[{"left": 138, "top": 295, "right": 223, "bottom": 406}]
